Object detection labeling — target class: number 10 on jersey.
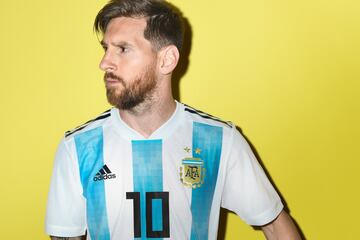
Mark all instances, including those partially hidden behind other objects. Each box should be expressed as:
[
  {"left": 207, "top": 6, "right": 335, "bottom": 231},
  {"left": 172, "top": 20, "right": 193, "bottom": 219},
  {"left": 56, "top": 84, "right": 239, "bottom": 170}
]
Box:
[{"left": 126, "top": 191, "right": 170, "bottom": 238}]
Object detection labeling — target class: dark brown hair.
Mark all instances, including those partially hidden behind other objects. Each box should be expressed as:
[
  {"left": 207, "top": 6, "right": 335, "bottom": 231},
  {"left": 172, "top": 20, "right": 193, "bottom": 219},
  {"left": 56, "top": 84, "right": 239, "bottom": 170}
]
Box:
[{"left": 94, "top": 0, "right": 184, "bottom": 51}]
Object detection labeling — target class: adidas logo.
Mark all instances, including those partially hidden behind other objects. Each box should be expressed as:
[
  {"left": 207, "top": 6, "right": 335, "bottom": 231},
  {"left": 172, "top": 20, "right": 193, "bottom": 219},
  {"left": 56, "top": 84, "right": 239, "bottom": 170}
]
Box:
[{"left": 93, "top": 164, "right": 116, "bottom": 181}]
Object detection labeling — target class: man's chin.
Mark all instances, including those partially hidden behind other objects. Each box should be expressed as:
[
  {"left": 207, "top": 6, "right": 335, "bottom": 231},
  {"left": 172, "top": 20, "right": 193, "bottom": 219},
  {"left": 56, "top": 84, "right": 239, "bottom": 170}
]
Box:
[
  {"left": 106, "top": 87, "right": 123, "bottom": 96},
  {"left": 106, "top": 96, "right": 143, "bottom": 111},
  {"left": 117, "top": 100, "right": 143, "bottom": 110}
]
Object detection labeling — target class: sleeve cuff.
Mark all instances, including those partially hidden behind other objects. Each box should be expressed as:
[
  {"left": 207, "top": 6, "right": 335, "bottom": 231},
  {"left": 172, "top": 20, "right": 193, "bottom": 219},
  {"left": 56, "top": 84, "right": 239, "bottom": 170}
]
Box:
[
  {"left": 45, "top": 224, "right": 86, "bottom": 237},
  {"left": 244, "top": 201, "right": 284, "bottom": 226}
]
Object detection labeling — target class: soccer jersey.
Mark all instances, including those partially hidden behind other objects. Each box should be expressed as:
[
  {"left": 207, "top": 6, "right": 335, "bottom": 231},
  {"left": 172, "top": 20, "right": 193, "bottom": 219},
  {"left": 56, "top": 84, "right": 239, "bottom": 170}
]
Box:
[{"left": 45, "top": 101, "right": 283, "bottom": 240}]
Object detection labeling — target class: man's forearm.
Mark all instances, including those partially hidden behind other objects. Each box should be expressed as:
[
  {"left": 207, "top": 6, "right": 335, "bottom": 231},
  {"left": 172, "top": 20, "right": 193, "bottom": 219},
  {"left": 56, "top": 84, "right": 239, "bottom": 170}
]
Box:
[
  {"left": 261, "top": 210, "right": 302, "bottom": 240},
  {"left": 50, "top": 236, "right": 85, "bottom": 240}
]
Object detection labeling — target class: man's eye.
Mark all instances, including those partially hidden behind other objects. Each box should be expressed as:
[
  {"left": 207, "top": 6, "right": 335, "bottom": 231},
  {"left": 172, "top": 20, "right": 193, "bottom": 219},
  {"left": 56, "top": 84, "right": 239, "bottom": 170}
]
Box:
[
  {"left": 102, "top": 46, "right": 107, "bottom": 52},
  {"left": 120, "top": 47, "right": 128, "bottom": 53}
]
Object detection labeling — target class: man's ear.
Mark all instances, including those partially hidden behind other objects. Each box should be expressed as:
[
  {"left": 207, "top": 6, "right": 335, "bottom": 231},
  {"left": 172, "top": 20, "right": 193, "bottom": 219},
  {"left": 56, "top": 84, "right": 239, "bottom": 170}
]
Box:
[{"left": 158, "top": 45, "right": 180, "bottom": 75}]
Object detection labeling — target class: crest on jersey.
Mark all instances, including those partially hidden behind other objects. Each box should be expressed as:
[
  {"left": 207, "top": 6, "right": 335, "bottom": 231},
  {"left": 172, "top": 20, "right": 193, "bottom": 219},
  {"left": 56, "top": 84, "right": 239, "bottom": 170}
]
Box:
[{"left": 180, "top": 157, "right": 205, "bottom": 188}]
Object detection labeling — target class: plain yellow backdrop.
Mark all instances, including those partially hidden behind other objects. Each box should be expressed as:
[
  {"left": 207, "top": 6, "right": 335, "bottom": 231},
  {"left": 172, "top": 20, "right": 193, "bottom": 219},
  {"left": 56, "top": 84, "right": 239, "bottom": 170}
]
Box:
[{"left": 1, "top": 0, "right": 359, "bottom": 239}]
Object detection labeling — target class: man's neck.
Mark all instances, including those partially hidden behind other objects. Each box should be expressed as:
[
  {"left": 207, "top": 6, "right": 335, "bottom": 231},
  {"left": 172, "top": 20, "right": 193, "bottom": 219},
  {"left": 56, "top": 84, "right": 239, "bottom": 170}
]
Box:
[{"left": 119, "top": 96, "right": 176, "bottom": 138}]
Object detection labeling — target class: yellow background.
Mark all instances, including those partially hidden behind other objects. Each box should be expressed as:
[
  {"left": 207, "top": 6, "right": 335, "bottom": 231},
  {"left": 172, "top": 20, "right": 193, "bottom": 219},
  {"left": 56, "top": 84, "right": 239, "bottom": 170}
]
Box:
[{"left": 1, "top": 0, "right": 359, "bottom": 239}]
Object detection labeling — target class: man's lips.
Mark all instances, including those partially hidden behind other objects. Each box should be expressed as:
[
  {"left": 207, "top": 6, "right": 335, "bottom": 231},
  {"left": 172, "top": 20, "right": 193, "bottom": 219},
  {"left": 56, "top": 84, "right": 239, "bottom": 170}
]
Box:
[
  {"left": 104, "top": 73, "right": 125, "bottom": 87},
  {"left": 105, "top": 78, "right": 121, "bottom": 87},
  {"left": 106, "top": 78, "right": 119, "bottom": 83}
]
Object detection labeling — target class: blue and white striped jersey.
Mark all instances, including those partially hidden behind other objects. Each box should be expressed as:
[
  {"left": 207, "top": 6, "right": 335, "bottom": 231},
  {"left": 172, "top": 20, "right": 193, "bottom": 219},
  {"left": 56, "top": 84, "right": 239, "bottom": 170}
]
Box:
[{"left": 45, "top": 101, "right": 283, "bottom": 240}]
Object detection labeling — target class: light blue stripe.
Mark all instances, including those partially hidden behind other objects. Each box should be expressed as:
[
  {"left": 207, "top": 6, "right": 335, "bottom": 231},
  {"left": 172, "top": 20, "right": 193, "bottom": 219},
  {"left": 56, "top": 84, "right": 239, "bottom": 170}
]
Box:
[
  {"left": 190, "top": 122, "right": 223, "bottom": 240},
  {"left": 132, "top": 140, "right": 163, "bottom": 239},
  {"left": 75, "top": 127, "right": 110, "bottom": 240},
  {"left": 152, "top": 199, "right": 163, "bottom": 231},
  {"left": 182, "top": 161, "right": 203, "bottom": 165}
]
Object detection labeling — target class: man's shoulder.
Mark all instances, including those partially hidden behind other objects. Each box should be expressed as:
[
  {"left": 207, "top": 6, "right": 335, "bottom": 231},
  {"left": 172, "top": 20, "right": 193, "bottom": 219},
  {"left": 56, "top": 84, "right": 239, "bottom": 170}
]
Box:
[
  {"left": 181, "top": 103, "right": 233, "bottom": 129},
  {"left": 64, "top": 109, "right": 112, "bottom": 139}
]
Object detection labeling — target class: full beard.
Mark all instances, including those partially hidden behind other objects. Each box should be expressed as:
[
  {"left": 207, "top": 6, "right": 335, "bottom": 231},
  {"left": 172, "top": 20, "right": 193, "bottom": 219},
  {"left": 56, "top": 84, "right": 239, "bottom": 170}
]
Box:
[{"left": 105, "top": 64, "right": 157, "bottom": 111}]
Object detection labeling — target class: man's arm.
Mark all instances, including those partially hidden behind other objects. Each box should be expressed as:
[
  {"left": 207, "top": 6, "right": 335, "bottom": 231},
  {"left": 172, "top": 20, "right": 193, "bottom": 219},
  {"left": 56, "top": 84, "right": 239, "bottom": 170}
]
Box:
[
  {"left": 261, "top": 210, "right": 302, "bottom": 240},
  {"left": 50, "top": 236, "right": 85, "bottom": 240}
]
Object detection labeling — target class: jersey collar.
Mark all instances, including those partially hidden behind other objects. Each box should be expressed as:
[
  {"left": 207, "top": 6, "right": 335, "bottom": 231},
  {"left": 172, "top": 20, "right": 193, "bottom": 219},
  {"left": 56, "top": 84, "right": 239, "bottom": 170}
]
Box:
[{"left": 110, "top": 101, "right": 184, "bottom": 141}]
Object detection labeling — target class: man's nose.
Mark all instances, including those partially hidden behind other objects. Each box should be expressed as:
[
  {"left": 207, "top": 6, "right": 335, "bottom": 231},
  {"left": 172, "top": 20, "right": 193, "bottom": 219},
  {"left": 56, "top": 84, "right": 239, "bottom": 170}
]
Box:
[{"left": 99, "top": 51, "right": 117, "bottom": 72}]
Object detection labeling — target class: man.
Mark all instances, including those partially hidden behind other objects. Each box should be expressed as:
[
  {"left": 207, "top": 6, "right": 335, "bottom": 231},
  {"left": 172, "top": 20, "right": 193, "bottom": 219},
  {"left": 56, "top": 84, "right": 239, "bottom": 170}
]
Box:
[{"left": 45, "top": 0, "right": 302, "bottom": 239}]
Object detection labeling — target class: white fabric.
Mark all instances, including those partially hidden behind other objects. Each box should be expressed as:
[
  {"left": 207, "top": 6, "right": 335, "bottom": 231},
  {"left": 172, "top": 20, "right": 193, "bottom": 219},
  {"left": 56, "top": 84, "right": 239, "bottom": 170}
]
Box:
[{"left": 45, "top": 101, "right": 283, "bottom": 239}]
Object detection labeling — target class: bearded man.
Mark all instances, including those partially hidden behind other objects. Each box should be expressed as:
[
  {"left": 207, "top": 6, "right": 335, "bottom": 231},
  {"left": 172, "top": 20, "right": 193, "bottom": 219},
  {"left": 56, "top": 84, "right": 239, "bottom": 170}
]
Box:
[{"left": 45, "top": 0, "right": 301, "bottom": 239}]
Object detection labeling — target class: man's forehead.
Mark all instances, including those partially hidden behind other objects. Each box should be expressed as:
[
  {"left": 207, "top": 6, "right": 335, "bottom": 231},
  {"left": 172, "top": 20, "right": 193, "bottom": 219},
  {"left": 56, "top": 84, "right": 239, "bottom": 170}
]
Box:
[
  {"left": 104, "top": 17, "right": 147, "bottom": 37},
  {"left": 100, "top": 17, "right": 148, "bottom": 47}
]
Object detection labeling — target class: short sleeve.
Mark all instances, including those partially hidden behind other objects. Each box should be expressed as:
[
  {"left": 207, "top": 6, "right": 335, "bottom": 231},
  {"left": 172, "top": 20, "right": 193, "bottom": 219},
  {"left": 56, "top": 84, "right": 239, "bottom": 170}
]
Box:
[
  {"left": 221, "top": 129, "right": 283, "bottom": 226},
  {"left": 45, "top": 138, "right": 87, "bottom": 237}
]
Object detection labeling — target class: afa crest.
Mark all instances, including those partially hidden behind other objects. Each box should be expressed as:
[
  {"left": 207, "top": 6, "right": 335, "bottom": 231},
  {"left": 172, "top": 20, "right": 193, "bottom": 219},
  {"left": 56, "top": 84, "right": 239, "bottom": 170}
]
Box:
[{"left": 180, "top": 158, "right": 205, "bottom": 188}]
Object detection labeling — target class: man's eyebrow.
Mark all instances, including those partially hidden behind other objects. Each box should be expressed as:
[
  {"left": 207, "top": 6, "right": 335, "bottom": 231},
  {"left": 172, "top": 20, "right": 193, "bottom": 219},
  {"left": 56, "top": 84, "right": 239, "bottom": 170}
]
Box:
[
  {"left": 114, "top": 41, "right": 132, "bottom": 47},
  {"left": 100, "top": 40, "right": 132, "bottom": 47}
]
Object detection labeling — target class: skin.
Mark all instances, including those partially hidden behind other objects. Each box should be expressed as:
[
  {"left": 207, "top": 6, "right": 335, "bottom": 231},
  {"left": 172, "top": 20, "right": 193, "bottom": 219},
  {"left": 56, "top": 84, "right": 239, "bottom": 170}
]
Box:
[
  {"left": 51, "top": 16, "right": 302, "bottom": 239},
  {"left": 100, "top": 17, "right": 179, "bottom": 138},
  {"left": 261, "top": 210, "right": 302, "bottom": 240}
]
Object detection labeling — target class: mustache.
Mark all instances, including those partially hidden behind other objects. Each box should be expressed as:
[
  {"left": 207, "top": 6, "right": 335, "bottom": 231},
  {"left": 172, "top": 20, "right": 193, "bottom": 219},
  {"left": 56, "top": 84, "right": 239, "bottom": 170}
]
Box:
[{"left": 104, "top": 72, "right": 124, "bottom": 83}]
